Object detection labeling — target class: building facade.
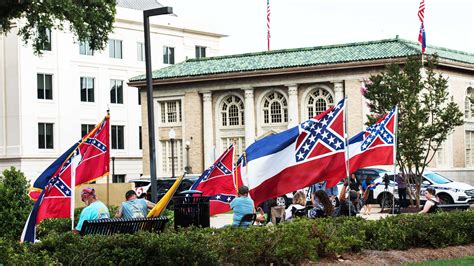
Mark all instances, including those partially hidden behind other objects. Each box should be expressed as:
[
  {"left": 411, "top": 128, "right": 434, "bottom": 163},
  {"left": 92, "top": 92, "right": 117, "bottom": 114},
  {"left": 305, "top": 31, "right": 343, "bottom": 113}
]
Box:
[
  {"left": 0, "top": 2, "right": 224, "bottom": 182},
  {"left": 129, "top": 38, "right": 474, "bottom": 184}
]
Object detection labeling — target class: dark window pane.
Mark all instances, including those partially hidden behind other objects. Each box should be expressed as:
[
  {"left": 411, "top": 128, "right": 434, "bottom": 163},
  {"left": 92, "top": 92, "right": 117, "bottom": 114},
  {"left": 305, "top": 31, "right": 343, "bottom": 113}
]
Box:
[
  {"left": 118, "top": 126, "right": 124, "bottom": 149},
  {"left": 45, "top": 123, "right": 53, "bottom": 148},
  {"left": 138, "top": 89, "right": 141, "bottom": 105},
  {"left": 170, "top": 47, "right": 174, "bottom": 64},
  {"left": 37, "top": 74, "right": 44, "bottom": 99},
  {"left": 139, "top": 126, "right": 142, "bottom": 150},
  {"left": 110, "top": 82, "right": 116, "bottom": 103},
  {"left": 38, "top": 123, "right": 45, "bottom": 148},
  {"left": 117, "top": 82, "right": 123, "bottom": 104},
  {"left": 45, "top": 74, "right": 52, "bottom": 99}
]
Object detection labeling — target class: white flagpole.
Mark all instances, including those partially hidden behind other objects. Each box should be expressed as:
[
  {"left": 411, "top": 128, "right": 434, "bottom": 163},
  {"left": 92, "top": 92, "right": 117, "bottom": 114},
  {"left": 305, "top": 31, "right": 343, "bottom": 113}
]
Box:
[
  {"left": 70, "top": 150, "right": 81, "bottom": 230},
  {"left": 392, "top": 106, "right": 399, "bottom": 215},
  {"left": 342, "top": 97, "right": 352, "bottom": 216}
]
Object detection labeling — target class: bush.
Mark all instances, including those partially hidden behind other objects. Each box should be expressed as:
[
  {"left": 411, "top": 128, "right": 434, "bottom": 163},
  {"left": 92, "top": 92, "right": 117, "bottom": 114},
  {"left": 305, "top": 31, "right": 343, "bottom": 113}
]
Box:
[
  {"left": 0, "top": 167, "right": 33, "bottom": 240},
  {"left": 1, "top": 210, "right": 473, "bottom": 265}
]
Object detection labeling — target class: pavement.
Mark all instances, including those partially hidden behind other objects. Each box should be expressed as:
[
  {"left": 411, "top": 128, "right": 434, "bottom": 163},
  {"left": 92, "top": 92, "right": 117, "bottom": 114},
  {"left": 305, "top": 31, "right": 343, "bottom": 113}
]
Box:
[{"left": 210, "top": 205, "right": 394, "bottom": 228}]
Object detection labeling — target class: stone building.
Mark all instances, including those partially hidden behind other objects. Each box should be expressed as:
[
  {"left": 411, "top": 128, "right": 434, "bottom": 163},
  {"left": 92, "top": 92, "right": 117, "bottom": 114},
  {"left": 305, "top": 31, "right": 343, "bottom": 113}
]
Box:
[{"left": 128, "top": 38, "right": 474, "bottom": 184}]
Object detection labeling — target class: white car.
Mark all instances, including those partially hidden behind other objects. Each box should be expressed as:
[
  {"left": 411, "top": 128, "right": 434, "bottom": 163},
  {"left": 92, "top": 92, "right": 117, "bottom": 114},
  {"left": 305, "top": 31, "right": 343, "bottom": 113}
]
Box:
[{"left": 369, "top": 171, "right": 474, "bottom": 207}]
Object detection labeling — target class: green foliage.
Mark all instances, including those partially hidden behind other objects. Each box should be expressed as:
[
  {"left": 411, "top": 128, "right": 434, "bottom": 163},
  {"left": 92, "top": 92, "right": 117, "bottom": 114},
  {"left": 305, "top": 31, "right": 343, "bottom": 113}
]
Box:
[
  {"left": 1, "top": 211, "right": 473, "bottom": 265},
  {"left": 0, "top": 167, "right": 33, "bottom": 240},
  {"left": 362, "top": 55, "right": 464, "bottom": 205},
  {"left": 0, "top": 0, "right": 116, "bottom": 54}
]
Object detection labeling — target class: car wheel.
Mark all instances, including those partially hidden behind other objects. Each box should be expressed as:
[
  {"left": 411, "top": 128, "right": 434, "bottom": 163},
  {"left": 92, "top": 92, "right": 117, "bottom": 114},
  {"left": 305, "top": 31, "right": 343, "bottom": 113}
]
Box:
[
  {"left": 276, "top": 196, "right": 287, "bottom": 207},
  {"left": 437, "top": 194, "right": 453, "bottom": 204},
  {"left": 378, "top": 192, "right": 394, "bottom": 208}
]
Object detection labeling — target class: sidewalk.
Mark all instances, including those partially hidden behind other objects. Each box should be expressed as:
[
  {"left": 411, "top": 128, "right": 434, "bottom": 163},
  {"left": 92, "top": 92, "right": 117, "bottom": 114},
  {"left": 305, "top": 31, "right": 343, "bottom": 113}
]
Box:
[{"left": 209, "top": 205, "right": 395, "bottom": 228}]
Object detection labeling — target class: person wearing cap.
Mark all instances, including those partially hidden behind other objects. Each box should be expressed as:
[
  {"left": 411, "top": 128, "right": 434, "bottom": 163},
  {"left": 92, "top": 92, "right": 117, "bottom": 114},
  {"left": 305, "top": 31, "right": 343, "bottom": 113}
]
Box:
[
  {"left": 335, "top": 178, "right": 374, "bottom": 216},
  {"left": 73, "top": 187, "right": 110, "bottom": 234},
  {"left": 230, "top": 186, "right": 255, "bottom": 227},
  {"left": 116, "top": 190, "right": 155, "bottom": 219}
]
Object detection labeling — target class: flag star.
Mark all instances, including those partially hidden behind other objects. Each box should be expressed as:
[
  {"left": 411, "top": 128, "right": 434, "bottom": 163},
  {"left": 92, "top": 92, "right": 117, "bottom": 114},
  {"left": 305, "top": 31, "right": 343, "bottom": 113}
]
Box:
[
  {"left": 60, "top": 185, "right": 65, "bottom": 189},
  {"left": 315, "top": 127, "right": 322, "bottom": 134},
  {"left": 321, "top": 119, "right": 328, "bottom": 126},
  {"left": 328, "top": 136, "right": 335, "bottom": 144},
  {"left": 371, "top": 131, "right": 376, "bottom": 136},
  {"left": 321, "top": 131, "right": 328, "bottom": 139},
  {"left": 383, "top": 133, "right": 388, "bottom": 138},
  {"left": 334, "top": 141, "right": 342, "bottom": 149},
  {"left": 328, "top": 111, "right": 334, "bottom": 117},
  {"left": 297, "top": 152, "right": 304, "bottom": 160},
  {"left": 310, "top": 124, "right": 315, "bottom": 130},
  {"left": 65, "top": 191, "right": 70, "bottom": 195},
  {"left": 216, "top": 195, "right": 221, "bottom": 199},
  {"left": 303, "top": 143, "right": 310, "bottom": 151},
  {"left": 387, "top": 137, "right": 393, "bottom": 142},
  {"left": 362, "top": 144, "right": 367, "bottom": 149},
  {"left": 309, "top": 135, "right": 316, "bottom": 142},
  {"left": 227, "top": 197, "right": 231, "bottom": 202},
  {"left": 302, "top": 121, "right": 309, "bottom": 129}
]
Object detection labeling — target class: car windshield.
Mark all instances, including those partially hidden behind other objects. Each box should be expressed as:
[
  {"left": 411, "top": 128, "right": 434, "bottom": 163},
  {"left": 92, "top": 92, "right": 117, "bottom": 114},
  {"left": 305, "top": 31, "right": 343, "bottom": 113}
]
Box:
[{"left": 424, "top": 172, "right": 452, "bottom": 184}]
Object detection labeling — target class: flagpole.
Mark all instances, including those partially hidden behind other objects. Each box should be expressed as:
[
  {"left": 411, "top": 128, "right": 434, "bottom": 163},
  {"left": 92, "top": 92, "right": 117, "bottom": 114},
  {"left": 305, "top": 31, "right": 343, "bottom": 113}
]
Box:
[
  {"left": 70, "top": 151, "right": 78, "bottom": 231},
  {"left": 392, "top": 106, "right": 399, "bottom": 215},
  {"left": 342, "top": 97, "right": 352, "bottom": 217}
]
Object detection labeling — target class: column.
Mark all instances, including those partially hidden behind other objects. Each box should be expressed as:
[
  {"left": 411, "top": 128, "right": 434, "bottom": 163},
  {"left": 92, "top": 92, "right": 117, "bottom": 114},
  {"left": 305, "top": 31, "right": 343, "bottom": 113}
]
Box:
[
  {"left": 244, "top": 87, "right": 256, "bottom": 146},
  {"left": 332, "top": 81, "right": 344, "bottom": 102},
  {"left": 202, "top": 92, "right": 214, "bottom": 167},
  {"left": 287, "top": 84, "right": 299, "bottom": 127}
]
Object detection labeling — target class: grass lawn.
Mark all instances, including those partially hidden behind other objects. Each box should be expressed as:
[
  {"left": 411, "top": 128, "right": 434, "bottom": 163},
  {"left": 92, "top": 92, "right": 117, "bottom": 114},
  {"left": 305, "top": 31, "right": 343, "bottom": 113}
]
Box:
[{"left": 406, "top": 256, "right": 474, "bottom": 266}]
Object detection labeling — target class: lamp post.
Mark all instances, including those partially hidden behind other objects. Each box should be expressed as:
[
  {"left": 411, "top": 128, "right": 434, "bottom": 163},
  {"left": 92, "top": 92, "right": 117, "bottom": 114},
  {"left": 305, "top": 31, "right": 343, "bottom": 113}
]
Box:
[
  {"left": 185, "top": 140, "right": 192, "bottom": 174},
  {"left": 144, "top": 6, "right": 173, "bottom": 203},
  {"left": 168, "top": 128, "right": 176, "bottom": 179}
]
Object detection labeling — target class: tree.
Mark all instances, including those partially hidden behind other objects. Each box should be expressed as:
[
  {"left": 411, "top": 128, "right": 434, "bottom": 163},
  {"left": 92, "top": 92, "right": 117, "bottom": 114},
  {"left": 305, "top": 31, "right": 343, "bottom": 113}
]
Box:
[
  {"left": 0, "top": 167, "right": 32, "bottom": 240},
  {"left": 362, "top": 55, "right": 464, "bottom": 207},
  {"left": 0, "top": 0, "right": 116, "bottom": 54}
]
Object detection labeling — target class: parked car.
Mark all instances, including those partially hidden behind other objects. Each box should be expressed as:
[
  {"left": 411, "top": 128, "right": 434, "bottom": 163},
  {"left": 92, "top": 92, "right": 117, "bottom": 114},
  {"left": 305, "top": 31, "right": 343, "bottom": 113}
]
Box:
[
  {"left": 359, "top": 169, "right": 474, "bottom": 207},
  {"left": 129, "top": 175, "right": 200, "bottom": 203}
]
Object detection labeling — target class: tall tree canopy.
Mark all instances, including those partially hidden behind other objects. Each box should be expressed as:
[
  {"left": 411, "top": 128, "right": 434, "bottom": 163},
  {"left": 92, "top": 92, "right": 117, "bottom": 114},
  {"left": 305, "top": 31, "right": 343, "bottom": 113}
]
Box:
[
  {"left": 0, "top": 0, "right": 116, "bottom": 54},
  {"left": 362, "top": 55, "right": 464, "bottom": 206}
]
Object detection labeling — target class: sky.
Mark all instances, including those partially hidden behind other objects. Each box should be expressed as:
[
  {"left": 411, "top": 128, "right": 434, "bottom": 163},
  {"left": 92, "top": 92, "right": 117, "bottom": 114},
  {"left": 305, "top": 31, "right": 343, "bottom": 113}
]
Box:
[{"left": 158, "top": 0, "right": 474, "bottom": 55}]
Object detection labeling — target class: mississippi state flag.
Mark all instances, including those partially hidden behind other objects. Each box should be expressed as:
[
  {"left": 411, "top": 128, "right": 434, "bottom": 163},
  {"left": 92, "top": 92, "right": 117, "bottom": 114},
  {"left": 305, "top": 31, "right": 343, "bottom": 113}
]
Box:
[
  {"left": 348, "top": 106, "right": 397, "bottom": 173},
  {"left": 191, "top": 145, "right": 236, "bottom": 215},
  {"left": 21, "top": 115, "right": 110, "bottom": 243},
  {"left": 236, "top": 98, "right": 347, "bottom": 206}
]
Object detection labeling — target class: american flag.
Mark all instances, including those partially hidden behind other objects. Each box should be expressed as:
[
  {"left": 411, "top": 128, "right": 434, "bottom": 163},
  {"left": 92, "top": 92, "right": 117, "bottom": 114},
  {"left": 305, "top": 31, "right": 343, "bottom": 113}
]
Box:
[
  {"left": 418, "top": 0, "right": 426, "bottom": 53},
  {"left": 267, "top": 0, "right": 271, "bottom": 51}
]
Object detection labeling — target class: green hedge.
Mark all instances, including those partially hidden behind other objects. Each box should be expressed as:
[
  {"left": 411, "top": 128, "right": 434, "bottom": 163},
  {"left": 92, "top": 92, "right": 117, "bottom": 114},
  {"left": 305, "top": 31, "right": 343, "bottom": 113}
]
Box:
[{"left": 1, "top": 211, "right": 473, "bottom": 265}]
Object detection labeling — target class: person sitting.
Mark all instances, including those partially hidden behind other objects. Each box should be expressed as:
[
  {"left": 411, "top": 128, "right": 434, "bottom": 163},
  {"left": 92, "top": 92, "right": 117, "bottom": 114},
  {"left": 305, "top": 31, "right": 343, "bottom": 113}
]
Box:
[
  {"left": 230, "top": 186, "right": 255, "bottom": 227},
  {"left": 308, "top": 190, "right": 334, "bottom": 218},
  {"left": 116, "top": 190, "right": 155, "bottom": 219},
  {"left": 419, "top": 188, "right": 440, "bottom": 214},
  {"left": 73, "top": 187, "right": 110, "bottom": 234},
  {"left": 284, "top": 191, "right": 306, "bottom": 221},
  {"left": 335, "top": 179, "right": 373, "bottom": 216}
]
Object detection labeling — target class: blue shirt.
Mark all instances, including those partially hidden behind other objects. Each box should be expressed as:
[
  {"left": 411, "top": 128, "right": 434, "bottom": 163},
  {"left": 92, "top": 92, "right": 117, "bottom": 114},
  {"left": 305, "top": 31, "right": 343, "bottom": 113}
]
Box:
[
  {"left": 230, "top": 196, "right": 254, "bottom": 226},
  {"left": 121, "top": 199, "right": 148, "bottom": 219},
  {"left": 75, "top": 201, "right": 110, "bottom": 231}
]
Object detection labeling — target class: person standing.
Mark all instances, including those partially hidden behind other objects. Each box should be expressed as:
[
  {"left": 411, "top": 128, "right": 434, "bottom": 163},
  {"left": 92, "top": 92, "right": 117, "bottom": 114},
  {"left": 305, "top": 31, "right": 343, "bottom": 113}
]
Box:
[
  {"left": 396, "top": 174, "right": 408, "bottom": 208},
  {"left": 230, "top": 186, "right": 255, "bottom": 227},
  {"left": 116, "top": 190, "right": 155, "bottom": 219},
  {"left": 73, "top": 187, "right": 110, "bottom": 234}
]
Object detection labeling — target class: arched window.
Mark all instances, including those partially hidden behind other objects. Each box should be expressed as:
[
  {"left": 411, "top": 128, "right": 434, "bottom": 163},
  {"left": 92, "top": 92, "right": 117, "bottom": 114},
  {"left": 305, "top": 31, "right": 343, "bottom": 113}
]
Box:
[
  {"left": 306, "top": 88, "right": 334, "bottom": 119},
  {"left": 221, "top": 95, "right": 244, "bottom": 126},
  {"left": 262, "top": 91, "right": 288, "bottom": 124}
]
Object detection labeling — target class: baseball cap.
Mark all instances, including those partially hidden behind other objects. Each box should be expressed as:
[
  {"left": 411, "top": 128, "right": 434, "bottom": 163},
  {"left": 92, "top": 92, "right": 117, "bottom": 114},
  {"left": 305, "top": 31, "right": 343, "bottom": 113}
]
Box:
[{"left": 81, "top": 187, "right": 95, "bottom": 197}]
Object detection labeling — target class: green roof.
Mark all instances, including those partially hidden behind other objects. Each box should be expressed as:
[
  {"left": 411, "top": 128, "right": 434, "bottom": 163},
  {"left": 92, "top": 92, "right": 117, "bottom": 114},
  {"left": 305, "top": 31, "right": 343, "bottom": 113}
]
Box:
[{"left": 129, "top": 38, "right": 474, "bottom": 82}]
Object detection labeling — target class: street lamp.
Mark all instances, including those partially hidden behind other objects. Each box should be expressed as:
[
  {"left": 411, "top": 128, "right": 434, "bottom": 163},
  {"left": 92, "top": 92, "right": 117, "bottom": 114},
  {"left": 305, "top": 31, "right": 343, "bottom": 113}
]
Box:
[
  {"left": 168, "top": 128, "right": 176, "bottom": 179},
  {"left": 144, "top": 6, "right": 173, "bottom": 203},
  {"left": 185, "top": 140, "right": 192, "bottom": 174}
]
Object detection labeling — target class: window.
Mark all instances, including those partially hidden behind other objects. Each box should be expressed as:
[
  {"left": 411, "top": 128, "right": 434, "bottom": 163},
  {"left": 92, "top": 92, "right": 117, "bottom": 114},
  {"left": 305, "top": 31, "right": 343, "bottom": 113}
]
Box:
[
  {"left": 37, "top": 73, "right": 52, "bottom": 100},
  {"left": 306, "top": 88, "right": 334, "bottom": 119},
  {"left": 262, "top": 91, "right": 288, "bottom": 124},
  {"left": 38, "top": 123, "right": 53, "bottom": 149},
  {"left": 110, "top": 79, "right": 123, "bottom": 104},
  {"left": 79, "top": 40, "right": 93, "bottom": 55},
  {"left": 139, "top": 126, "right": 142, "bottom": 150},
  {"left": 160, "top": 101, "right": 182, "bottom": 124},
  {"left": 137, "top": 42, "right": 144, "bottom": 61},
  {"left": 111, "top": 125, "right": 124, "bottom": 149},
  {"left": 109, "top": 39, "right": 122, "bottom": 59},
  {"left": 221, "top": 95, "right": 244, "bottom": 127},
  {"left": 466, "top": 131, "right": 474, "bottom": 167},
  {"left": 436, "top": 140, "right": 448, "bottom": 167},
  {"left": 465, "top": 87, "right": 473, "bottom": 119},
  {"left": 137, "top": 89, "right": 141, "bottom": 105},
  {"left": 195, "top": 46, "right": 206, "bottom": 59},
  {"left": 80, "top": 77, "right": 95, "bottom": 102},
  {"left": 161, "top": 140, "right": 183, "bottom": 175},
  {"left": 112, "top": 174, "right": 126, "bottom": 183},
  {"left": 81, "top": 124, "right": 95, "bottom": 138},
  {"left": 163, "top": 46, "right": 175, "bottom": 64},
  {"left": 222, "top": 137, "right": 245, "bottom": 159},
  {"left": 39, "top": 28, "right": 51, "bottom": 51}
]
